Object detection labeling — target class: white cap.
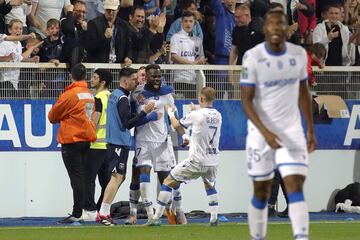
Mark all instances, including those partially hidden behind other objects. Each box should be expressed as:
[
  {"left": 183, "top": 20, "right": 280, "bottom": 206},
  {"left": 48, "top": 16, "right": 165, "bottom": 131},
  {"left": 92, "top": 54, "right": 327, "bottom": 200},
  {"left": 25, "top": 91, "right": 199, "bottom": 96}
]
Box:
[{"left": 103, "top": 0, "right": 119, "bottom": 10}]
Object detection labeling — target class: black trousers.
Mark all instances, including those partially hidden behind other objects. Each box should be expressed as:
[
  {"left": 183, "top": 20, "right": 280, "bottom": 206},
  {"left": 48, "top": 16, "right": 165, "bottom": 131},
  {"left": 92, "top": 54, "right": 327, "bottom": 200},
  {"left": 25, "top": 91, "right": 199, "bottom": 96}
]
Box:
[
  {"left": 84, "top": 148, "right": 111, "bottom": 211},
  {"left": 269, "top": 169, "right": 288, "bottom": 206},
  {"left": 61, "top": 141, "right": 90, "bottom": 218}
]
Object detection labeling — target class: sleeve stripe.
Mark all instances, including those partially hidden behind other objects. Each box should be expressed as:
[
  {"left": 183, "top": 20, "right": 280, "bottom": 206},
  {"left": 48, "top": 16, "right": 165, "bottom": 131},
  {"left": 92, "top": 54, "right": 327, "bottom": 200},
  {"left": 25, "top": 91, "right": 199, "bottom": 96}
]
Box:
[
  {"left": 240, "top": 82, "right": 256, "bottom": 87},
  {"left": 179, "top": 120, "right": 188, "bottom": 129},
  {"left": 300, "top": 77, "right": 309, "bottom": 82}
]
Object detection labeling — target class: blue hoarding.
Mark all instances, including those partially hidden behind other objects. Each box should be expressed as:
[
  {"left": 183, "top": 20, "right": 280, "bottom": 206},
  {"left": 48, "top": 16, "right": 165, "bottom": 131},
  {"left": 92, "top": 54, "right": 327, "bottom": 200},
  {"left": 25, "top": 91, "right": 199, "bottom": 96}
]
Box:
[{"left": 0, "top": 100, "right": 359, "bottom": 151}]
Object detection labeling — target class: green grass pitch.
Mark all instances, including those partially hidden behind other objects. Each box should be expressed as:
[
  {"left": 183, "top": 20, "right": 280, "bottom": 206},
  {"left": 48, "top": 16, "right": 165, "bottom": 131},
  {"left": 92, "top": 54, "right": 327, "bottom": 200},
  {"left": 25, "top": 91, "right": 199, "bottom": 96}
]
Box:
[{"left": 0, "top": 222, "right": 359, "bottom": 240}]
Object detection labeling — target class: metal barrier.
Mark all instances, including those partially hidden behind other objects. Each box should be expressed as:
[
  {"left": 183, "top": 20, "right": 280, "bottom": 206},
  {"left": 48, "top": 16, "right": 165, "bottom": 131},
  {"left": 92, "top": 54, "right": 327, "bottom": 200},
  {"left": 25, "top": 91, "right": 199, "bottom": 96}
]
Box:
[{"left": 0, "top": 63, "right": 359, "bottom": 100}]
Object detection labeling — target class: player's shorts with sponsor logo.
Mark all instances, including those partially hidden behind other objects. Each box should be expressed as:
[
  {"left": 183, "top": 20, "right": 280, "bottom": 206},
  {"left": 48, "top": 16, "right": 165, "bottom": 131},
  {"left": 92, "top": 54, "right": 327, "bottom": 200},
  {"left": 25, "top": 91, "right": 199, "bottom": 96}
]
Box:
[
  {"left": 170, "top": 158, "right": 218, "bottom": 188},
  {"left": 106, "top": 144, "right": 130, "bottom": 175},
  {"left": 135, "top": 136, "right": 176, "bottom": 172},
  {"left": 246, "top": 127, "right": 308, "bottom": 181}
]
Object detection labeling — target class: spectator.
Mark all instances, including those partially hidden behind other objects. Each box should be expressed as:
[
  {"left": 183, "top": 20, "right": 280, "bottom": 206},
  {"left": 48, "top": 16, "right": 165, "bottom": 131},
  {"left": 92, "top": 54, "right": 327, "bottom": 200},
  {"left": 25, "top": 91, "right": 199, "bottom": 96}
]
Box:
[
  {"left": 37, "top": 19, "right": 66, "bottom": 97},
  {"left": 287, "top": 0, "right": 316, "bottom": 44},
  {"left": 201, "top": 9, "right": 216, "bottom": 64},
  {"left": 248, "top": 0, "right": 270, "bottom": 19},
  {"left": 306, "top": 42, "right": 326, "bottom": 86},
  {"left": 1, "top": 0, "right": 25, "bottom": 33},
  {"left": 316, "top": 0, "right": 345, "bottom": 19},
  {"left": 170, "top": 11, "right": 206, "bottom": 99},
  {"left": 229, "top": 4, "right": 264, "bottom": 66},
  {"left": 61, "top": 1, "right": 88, "bottom": 68},
  {"left": 211, "top": 0, "right": 235, "bottom": 65},
  {"left": 127, "top": 6, "right": 167, "bottom": 63},
  {"left": 4, "top": 0, "right": 32, "bottom": 34},
  {"left": 28, "top": 0, "right": 72, "bottom": 38},
  {"left": 86, "top": 0, "right": 132, "bottom": 64},
  {"left": 39, "top": 19, "right": 63, "bottom": 63},
  {"left": 313, "top": 4, "right": 351, "bottom": 66},
  {"left": 287, "top": 0, "right": 317, "bottom": 45},
  {"left": 143, "top": 0, "right": 160, "bottom": 17},
  {"left": 350, "top": 19, "right": 360, "bottom": 65},
  {"left": 166, "top": 0, "right": 203, "bottom": 42},
  {"left": 85, "top": 0, "right": 104, "bottom": 21},
  {"left": 0, "top": 19, "right": 41, "bottom": 98},
  {"left": 48, "top": 63, "right": 96, "bottom": 224},
  {"left": 344, "top": 0, "right": 360, "bottom": 31}
]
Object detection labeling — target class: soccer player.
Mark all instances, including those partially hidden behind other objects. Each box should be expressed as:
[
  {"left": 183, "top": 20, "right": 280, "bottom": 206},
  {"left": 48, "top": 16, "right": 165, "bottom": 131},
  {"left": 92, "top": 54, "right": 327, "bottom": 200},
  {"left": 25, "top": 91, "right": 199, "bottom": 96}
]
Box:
[
  {"left": 96, "top": 67, "right": 157, "bottom": 226},
  {"left": 147, "top": 87, "right": 222, "bottom": 226},
  {"left": 133, "top": 64, "right": 189, "bottom": 224},
  {"left": 240, "top": 12, "right": 316, "bottom": 240},
  {"left": 124, "top": 67, "right": 147, "bottom": 225}
]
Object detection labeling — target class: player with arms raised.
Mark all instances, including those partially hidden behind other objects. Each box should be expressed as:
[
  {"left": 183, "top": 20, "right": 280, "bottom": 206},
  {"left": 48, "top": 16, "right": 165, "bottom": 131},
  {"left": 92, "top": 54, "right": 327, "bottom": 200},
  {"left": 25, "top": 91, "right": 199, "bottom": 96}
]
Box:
[{"left": 147, "top": 87, "right": 222, "bottom": 226}]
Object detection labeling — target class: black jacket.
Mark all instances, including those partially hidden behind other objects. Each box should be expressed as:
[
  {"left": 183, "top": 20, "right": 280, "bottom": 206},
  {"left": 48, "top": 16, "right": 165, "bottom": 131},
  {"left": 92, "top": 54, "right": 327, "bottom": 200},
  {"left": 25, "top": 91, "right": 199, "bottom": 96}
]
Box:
[
  {"left": 61, "top": 11, "right": 87, "bottom": 68},
  {"left": 86, "top": 15, "right": 131, "bottom": 63},
  {"left": 0, "top": 2, "right": 12, "bottom": 34}
]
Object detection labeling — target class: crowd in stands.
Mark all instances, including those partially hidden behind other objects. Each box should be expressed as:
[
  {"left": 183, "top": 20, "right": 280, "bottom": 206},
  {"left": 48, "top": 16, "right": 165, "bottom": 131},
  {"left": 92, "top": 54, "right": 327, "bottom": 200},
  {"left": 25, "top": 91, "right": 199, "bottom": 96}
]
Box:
[{"left": 0, "top": 0, "right": 360, "bottom": 98}]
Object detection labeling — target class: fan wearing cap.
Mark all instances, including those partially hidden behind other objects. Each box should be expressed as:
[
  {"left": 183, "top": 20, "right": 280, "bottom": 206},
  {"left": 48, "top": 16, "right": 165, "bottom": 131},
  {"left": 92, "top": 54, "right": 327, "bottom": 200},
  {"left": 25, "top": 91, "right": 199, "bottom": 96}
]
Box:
[
  {"left": 82, "top": 69, "right": 114, "bottom": 221},
  {"left": 86, "top": 0, "right": 132, "bottom": 65}
]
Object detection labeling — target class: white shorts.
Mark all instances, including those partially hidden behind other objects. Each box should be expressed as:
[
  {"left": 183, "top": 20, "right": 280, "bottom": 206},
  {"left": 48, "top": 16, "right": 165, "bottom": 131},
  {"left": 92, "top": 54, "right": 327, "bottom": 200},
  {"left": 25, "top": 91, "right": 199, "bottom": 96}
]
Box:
[
  {"left": 135, "top": 136, "right": 176, "bottom": 172},
  {"left": 170, "top": 158, "right": 218, "bottom": 187},
  {"left": 246, "top": 129, "right": 309, "bottom": 181}
]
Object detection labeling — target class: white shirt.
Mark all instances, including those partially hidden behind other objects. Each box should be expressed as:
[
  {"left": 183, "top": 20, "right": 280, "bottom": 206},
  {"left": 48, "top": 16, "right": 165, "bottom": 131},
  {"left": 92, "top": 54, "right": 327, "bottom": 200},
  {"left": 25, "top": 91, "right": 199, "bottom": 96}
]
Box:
[
  {"left": 312, "top": 20, "right": 351, "bottom": 66},
  {"left": 0, "top": 41, "right": 23, "bottom": 89},
  {"left": 180, "top": 107, "right": 222, "bottom": 166},
  {"left": 240, "top": 42, "right": 308, "bottom": 139},
  {"left": 0, "top": 34, "right": 6, "bottom": 42},
  {"left": 134, "top": 85, "right": 176, "bottom": 143},
  {"left": 5, "top": 1, "right": 32, "bottom": 26},
  {"left": 170, "top": 29, "right": 204, "bottom": 84},
  {"left": 31, "top": 0, "right": 70, "bottom": 35}
]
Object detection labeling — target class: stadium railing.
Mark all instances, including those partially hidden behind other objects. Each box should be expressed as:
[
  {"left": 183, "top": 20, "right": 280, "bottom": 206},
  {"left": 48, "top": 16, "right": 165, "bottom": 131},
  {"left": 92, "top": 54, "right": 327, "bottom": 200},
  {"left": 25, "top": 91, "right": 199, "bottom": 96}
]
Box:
[{"left": 0, "top": 63, "right": 359, "bottom": 100}]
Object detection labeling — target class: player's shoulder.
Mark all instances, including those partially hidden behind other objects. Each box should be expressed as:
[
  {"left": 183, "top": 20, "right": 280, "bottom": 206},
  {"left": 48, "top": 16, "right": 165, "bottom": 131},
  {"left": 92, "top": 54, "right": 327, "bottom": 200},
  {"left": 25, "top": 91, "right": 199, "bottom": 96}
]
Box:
[
  {"left": 243, "top": 42, "right": 266, "bottom": 62},
  {"left": 286, "top": 42, "right": 306, "bottom": 56}
]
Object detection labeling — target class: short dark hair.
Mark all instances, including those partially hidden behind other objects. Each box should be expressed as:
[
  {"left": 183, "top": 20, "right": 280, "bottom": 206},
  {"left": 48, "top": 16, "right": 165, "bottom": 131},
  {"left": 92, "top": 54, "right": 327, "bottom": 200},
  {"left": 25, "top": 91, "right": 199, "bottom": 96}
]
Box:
[
  {"left": 119, "top": 67, "right": 137, "bottom": 80},
  {"left": 264, "top": 11, "right": 287, "bottom": 24},
  {"left": 145, "top": 64, "right": 161, "bottom": 72},
  {"left": 268, "top": 2, "right": 284, "bottom": 12},
  {"left": 130, "top": 5, "right": 145, "bottom": 16},
  {"left": 323, "top": 4, "right": 342, "bottom": 13},
  {"left": 94, "top": 69, "right": 113, "bottom": 88},
  {"left": 182, "top": 10, "right": 196, "bottom": 19},
  {"left": 181, "top": 0, "right": 196, "bottom": 10},
  {"left": 71, "top": 63, "right": 86, "bottom": 81}
]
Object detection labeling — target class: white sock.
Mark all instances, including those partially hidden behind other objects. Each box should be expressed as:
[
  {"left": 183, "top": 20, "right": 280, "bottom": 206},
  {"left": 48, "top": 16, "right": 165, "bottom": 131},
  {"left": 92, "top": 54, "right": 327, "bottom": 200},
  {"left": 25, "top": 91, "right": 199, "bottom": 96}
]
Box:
[
  {"left": 140, "top": 174, "right": 153, "bottom": 219},
  {"left": 99, "top": 203, "right": 111, "bottom": 216},
  {"left": 173, "top": 186, "right": 182, "bottom": 212},
  {"left": 248, "top": 196, "right": 268, "bottom": 240},
  {"left": 288, "top": 192, "right": 309, "bottom": 240},
  {"left": 129, "top": 184, "right": 140, "bottom": 215},
  {"left": 206, "top": 188, "right": 218, "bottom": 223},
  {"left": 154, "top": 184, "right": 173, "bottom": 219}
]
